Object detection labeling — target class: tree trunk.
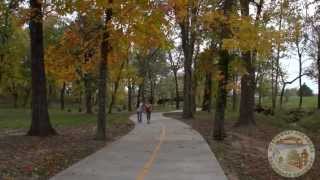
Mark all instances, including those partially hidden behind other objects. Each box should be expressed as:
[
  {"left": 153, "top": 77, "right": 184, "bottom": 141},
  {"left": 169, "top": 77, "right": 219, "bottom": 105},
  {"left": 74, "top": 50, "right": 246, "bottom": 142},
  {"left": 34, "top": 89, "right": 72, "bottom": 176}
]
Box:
[
  {"left": 150, "top": 81, "right": 155, "bottom": 104},
  {"left": 84, "top": 74, "right": 93, "bottom": 114},
  {"left": 258, "top": 91, "right": 262, "bottom": 106},
  {"left": 128, "top": 82, "right": 133, "bottom": 111},
  {"left": 213, "top": 51, "right": 229, "bottom": 140},
  {"left": 47, "top": 82, "right": 53, "bottom": 107},
  {"left": 213, "top": 0, "right": 235, "bottom": 140},
  {"left": 60, "top": 82, "right": 66, "bottom": 111},
  {"left": 272, "top": 57, "right": 280, "bottom": 111},
  {"left": 202, "top": 72, "right": 212, "bottom": 112},
  {"left": 22, "top": 87, "right": 31, "bottom": 108},
  {"left": 108, "top": 61, "right": 125, "bottom": 114},
  {"left": 192, "top": 58, "right": 199, "bottom": 114},
  {"left": 0, "top": 54, "right": 3, "bottom": 82},
  {"left": 78, "top": 91, "right": 82, "bottom": 112},
  {"left": 181, "top": 22, "right": 194, "bottom": 119},
  {"left": 272, "top": 5, "right": 283, "bottom": 113},
  {"left": 96, "top": 6, "right": 112, "bottom": 141},
  {"left": 232, "top": 75, "right": 238, "bottom": 111},
  {"left": 13, "top": 92, "right": 18, "bottom": 108},
  {"left": 137, "top": 85, "right": 141, "bottom": 108},
  {"left": 317, "top": 39, "right": 320, "bottom": 110},
  {"left": 237, "top": 52, "right": 256, "bottom": 126},
  {"left": 173, "top": 70, "right": 180, "bottom": 109},
  {"left": 27, "top": 0, "right": 56, "bottom": 136},
  {"left": 108, "top": 82, "right": 120, "bottom": 113},
  {"left": 280, "top": 84, "right": 286, "bottom": 108},
  {"left": 237, "top": 0, "right": 256, "bottom": 127},
  {"left": 257, "top": 73, "right": 263, "bottom": 107},
  {"left": 298, "top": 54, "right": 303, "bottom": 108},
  {"left": 183, "top": 54, "right": 193, "bottom": 119}
]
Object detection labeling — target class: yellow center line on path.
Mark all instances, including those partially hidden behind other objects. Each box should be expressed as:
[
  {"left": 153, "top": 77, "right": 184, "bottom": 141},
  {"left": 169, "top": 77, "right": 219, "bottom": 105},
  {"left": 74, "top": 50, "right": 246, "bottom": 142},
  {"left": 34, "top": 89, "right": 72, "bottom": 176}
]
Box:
[{"left": 136, "top": 124, "right": 166, "bottom": 180}]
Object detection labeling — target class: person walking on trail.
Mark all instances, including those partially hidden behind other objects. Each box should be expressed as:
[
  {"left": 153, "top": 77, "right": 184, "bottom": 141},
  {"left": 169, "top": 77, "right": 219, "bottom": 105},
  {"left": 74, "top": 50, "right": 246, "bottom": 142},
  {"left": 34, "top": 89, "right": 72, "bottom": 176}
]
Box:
[
  {"left": 144, "top": 101, "right": 152, "bottom": 124},
  {"left": 137, "top": 102, "right": 144, "bottom": 123}
]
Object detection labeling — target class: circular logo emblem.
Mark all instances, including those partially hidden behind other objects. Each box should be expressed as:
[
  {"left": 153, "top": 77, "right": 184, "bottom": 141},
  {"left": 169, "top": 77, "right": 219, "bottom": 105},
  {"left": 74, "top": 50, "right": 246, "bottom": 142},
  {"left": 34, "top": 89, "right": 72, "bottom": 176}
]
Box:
[{"left": 268, "top": 130, "right": 315, "bottom": 178}]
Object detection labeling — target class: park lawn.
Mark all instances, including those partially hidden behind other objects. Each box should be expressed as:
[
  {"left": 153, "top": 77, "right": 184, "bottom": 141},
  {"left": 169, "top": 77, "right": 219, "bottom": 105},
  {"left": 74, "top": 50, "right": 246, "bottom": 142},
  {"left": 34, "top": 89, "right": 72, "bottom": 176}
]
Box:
[
  {"left": 0, "top": 108, "right": 134, "bottom": 180},
  {"left": 164, "top": 107, "right": 320, "bottom": 180},
  {"left": 0, "top": 108, "right": 132, "bottom": 130},
  {"left": 258, "top": 96, "right": 318, "bottom": 110}
]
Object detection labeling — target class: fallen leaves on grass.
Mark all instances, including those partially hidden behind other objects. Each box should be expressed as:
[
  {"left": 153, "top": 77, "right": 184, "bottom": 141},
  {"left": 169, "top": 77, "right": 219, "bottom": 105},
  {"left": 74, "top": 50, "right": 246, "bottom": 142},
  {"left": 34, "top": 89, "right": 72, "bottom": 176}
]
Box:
[{"left": 0, "top": 121, "right": 134, "bottom": 180}]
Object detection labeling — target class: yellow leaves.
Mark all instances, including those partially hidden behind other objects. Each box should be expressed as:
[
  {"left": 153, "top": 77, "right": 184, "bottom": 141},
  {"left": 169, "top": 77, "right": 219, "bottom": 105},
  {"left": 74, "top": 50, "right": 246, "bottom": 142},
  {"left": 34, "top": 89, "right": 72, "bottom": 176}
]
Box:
[
  {"left": 222, "top": 15, "right": 275, "bottom": 58},
  {"left": 168, "top": 0, "right": 188, "bottom": 22},
  {"left": 222, "top": 39, "right": 240, "bottom": 51},
  {"left": 291, "top": 20, "right": 303, "bottom": 42},
  {"left": 230, "top": 58, "right": 247, "bottom": 76},
  {"left": 202, "top": 11, "right": 226, "bottom": 31}
]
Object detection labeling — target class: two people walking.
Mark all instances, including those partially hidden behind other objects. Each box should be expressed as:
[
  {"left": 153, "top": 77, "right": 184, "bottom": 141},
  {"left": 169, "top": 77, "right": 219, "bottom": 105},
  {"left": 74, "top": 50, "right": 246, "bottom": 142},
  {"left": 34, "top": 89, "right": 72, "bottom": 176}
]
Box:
[{"left": 137, "top": 101, "right": 153, "bottom": 124}]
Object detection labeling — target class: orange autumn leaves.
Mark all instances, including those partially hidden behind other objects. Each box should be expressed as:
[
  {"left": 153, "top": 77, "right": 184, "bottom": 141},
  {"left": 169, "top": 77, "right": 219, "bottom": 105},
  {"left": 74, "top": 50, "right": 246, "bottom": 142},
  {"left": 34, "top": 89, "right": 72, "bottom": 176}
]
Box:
[{"left": 45, "top": 1, "right": 168, "bottom": 85}]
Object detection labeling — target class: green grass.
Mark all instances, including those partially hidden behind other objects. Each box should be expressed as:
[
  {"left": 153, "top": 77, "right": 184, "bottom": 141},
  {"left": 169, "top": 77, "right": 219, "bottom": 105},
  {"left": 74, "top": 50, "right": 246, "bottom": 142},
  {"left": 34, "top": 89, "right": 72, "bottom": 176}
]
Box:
[
  {"left": 298, "top": 111, "right": 320, "bottom": 132},
  {"left": 259, "top": 96, "right": 317, "bottom": 110},
  {"left": 0, "top": 107, "right": 132, "bottom": 130}
]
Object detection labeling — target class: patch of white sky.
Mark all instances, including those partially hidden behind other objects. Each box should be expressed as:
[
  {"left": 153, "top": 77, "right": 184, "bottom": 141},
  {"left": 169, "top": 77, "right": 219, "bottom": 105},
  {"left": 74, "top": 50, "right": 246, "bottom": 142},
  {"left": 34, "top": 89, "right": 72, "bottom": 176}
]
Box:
[
  {"left": 277, "top": 1, "right": 317, "bottom": 93},
  {"left": 252, "top": 0, "right": 317, "bottom": 92},
  {"left": 168, "top": 0, "right": 318, "bottom": 93}
]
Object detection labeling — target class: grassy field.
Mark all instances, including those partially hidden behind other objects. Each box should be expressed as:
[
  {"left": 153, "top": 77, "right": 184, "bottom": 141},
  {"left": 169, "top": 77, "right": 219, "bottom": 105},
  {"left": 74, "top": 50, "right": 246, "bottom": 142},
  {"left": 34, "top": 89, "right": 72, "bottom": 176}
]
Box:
[
  {"left": 257, "top": 96, "right": 318, "bottom": 109},
  {"left": 0, "top": 107, "right": 133, "bottom": 130}
]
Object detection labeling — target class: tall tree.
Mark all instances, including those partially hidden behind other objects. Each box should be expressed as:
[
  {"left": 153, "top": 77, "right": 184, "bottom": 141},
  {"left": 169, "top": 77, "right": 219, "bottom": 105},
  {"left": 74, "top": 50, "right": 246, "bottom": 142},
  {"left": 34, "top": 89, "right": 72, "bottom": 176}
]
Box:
[
  {"left": 168, "top": 50, "right": 183, "bottom": 109},
  {"left": 96, "top": 2, "right": 113, "bottom": 140},
  {"left": 237, "top": 0, "right": 264, "bottom": 126},
  {"left": 306, "top": 1, "right": 320, "bottom": 109},
  {"left": 291, "top": 16, "right": 308, "bottom": 109},
  {"left": 169, "top": 0, "right": 200, "bottom": 118},
  {"left": 271, "top": 0, "right": 286, "bottom": 113},
  {"left": 27, "top": 0, "right": 56, "bottom": 136},
  {"left": 213, "top": 0, "right": 235, "bottom": 140}
]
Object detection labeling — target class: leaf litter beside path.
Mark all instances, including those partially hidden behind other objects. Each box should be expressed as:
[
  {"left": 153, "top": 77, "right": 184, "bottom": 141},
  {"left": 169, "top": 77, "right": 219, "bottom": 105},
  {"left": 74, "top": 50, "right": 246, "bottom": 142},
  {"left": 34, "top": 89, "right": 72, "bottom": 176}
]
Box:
[
  {"left": 164, "top": 112, "right": 320, "bottom": 180},
  {"left": 0, "top": 121, "right": 134, "bottom": 180}
]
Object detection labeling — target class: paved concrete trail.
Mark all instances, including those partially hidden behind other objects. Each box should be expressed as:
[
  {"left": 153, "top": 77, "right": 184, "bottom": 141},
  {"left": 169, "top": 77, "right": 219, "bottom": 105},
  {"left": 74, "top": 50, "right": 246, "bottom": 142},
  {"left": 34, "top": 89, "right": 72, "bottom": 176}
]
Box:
[{"left": 51, "top": 112, "right": 227, "bottom": 180}]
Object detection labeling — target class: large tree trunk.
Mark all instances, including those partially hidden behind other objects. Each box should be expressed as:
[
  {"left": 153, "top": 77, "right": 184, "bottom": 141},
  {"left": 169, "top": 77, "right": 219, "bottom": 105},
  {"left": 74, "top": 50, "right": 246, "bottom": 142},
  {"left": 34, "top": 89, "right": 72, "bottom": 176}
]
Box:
[
  {"left": 96, "top": 6, "right": 112, "bottom": 141},
  {"left": 213, "top": 51, "right": 229, "bottom": 140},
  {"left": 181, "top": 22, "right": 194, "bottom": 119},
  {"left": 213, "top": 0, "right": 234, "bottom": 140},
  {"left": 27, "top": 0, "right": 56, "bottom": 136},
  {"left": 182, "top": 53, "right": 193, "bottom": 119},
  {"left": 84, "top": 74, "right": 93, "bottom": 114},
  {"left": 237, "top": 0, "right": 256, "bottom": 127},
  {"left": 237, "top": 52, "right": 256, "bottom": 126},
  {"left": 202, "top": 72, "right": 212, "bottom": 112},
  {"left": 60, "top": 82, "right": 66, "bottom": 111}
]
